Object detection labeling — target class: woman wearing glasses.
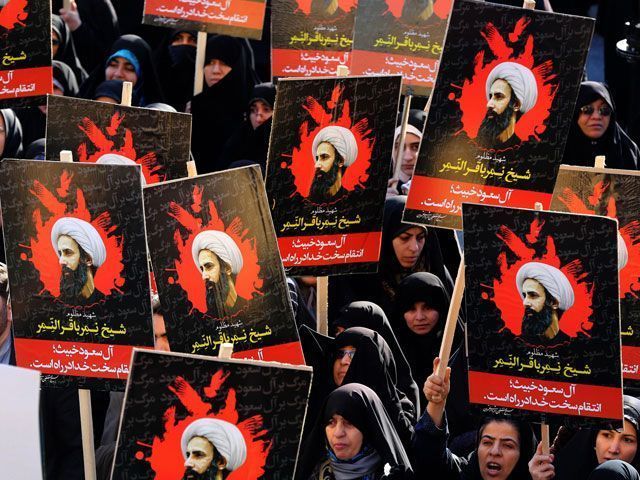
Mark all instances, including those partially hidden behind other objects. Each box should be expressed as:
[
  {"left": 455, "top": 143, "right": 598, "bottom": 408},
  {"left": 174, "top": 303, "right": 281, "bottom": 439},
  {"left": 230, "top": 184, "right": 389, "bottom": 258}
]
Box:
[{"left": 562, "top": 81, "right": 639, "bottom": 170}]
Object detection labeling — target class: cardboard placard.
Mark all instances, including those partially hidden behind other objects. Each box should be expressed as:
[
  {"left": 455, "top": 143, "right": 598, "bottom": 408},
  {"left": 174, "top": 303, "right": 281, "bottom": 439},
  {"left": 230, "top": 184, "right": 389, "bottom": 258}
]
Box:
[
  {"left": 265, "top": 75, "right": 402, "bottom": 275},
  {"left": 0, "top": 160, "right": 153, "bottom": 390},
  {"left": 144, "top": 166, "right": 304, "bottom": 363},
  {"left": 45, "top": 96, "right": 192, "bottom": 184},
  {"left": 0, "top": 0, "right": 52, "bottom": 107},
  {"left": 143, "top": 0, "right": 267, "bottom": 40},
  {"left": 404, "top": 1, "right": 594, "bottom": 229},
  {"left": 463, "top": 204, "right": 622, "bottom": 427}
]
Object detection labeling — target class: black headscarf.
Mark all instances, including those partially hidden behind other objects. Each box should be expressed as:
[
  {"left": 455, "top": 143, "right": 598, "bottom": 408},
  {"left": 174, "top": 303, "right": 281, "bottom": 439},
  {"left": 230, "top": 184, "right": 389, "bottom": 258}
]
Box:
[
  {"left": 51, "top": 14, "right": 88, "bottom": 83},
  {"left": 562, "top": 81, "right": 639, "bottom": 170},
  {"left": 190, "top": 35, "right": 259, "bottom": 173},
  {"left": 297, "top": 383, "right": 413, "bottom": 480},
  {"left": 334, "top": 301, "right": 420, "bottom": 413},
  {"left": 1, "top": 109, "right": 23, "bottom": 159},
  {"left": 152, "top": 29, "right": 196, "bottom": 112},
  {"left": 588, "top": 460, "right": 640, "bottom": 480},
  {"left": 92, "top": 79, "right": 140, "bottom": 106},
  {"left": 24, "top": 138, "right": 46, "bottom": 160},
  {"left": 53, "top": 60, "right": 80, "bottom": 97}
]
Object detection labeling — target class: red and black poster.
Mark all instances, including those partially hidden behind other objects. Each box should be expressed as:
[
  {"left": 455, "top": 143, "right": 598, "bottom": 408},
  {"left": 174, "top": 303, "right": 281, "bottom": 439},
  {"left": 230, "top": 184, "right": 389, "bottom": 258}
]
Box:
[
  {"left": 265, "top": 76, "right": 401, "bottom": 275},
  {"left": 144, "top": 166, "right": 304, "bottom": 363},
  {"left": 45, "top": 96, "right": 192, "bottom": 184},
  {"left": 271, "top": 0, "right": 356, "bottom": 78},
  {"left": 143, "top": 0, "right": 267, "bottom": 40},
  {"left": 0, "top": 160, "right": 153, "bottom": 390},
  {"left": 403, "top": 1, "right": 594, "bottom": 230},
  {"left": 0, "top": 0, "right": 52, "bottom": 108},
  {"left": 463, "top": 203, "right": 622, "bottom": 427},
  {"left": 551, "top": 166, "right": 640, "bottom": 390},
  {"left": 111, "top": 350, "right": 312, "bottom": 479},
  {"left": 350, "top": 0, "right": 451, "bottom": 96}
]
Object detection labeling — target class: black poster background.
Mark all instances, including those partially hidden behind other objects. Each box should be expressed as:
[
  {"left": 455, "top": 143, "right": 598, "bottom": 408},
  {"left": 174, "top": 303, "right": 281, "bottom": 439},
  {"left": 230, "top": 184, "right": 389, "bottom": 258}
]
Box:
[
  {"left": 0, "top": 0, "right": 52, "bottom": 108},
  {"left": 265, "top": 76, "right": 401, "bottom": 276},
  {"left": 551, "top": 166, "right": 640, "bottom": 390},
  {"left": 143, "top": 166, "right": 303, "bottom": 361},
  {"left": 404, "top": 0, "right": 594, "bottom": 229},
  {"left": 111, "top": 350, "right": 312, "bottom": 479},
  {"left": 0, "top": 160, "right": 153, "bottom": 390},
  {"left": 45, "top": 96, "right": 192, "bottom": 183},
  {"left": 463, "top": 204, "right": 622, "bottom": 427}
]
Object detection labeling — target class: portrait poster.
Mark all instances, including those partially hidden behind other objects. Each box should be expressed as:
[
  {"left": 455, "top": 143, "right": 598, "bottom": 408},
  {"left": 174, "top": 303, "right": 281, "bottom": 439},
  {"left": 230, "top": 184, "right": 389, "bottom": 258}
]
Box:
[
  {"left": 143, "top": 0, "right": 267, "bottom": 40},
  {"left": 45, "top": 96, "right": 192, "bottom": 184},
  {"left": 144, "top": 166, "right": 305, "bottom": 363},
  {"left": 403, "top": 0, "right": 594, "bottom": 230},
  {"left": 265, "top": 75, "right": 402, "bottom": 276},
  {"left": 350, "top": 0, "right": 451, "bottom": 97},
  {"left": 0, "top": 0, "right": 52, "bottom": 108},
  {"left": 271, "top": 0, "right": 356, "bottom": 78},
  {"left": 463, "top": 203, "right": 622, "bottom": 427},
  {"left": 111, "top": 350, "right": 312, "bottom": 479},
  {"left": 0, "top": 160, "right": 154, "bottom": 390},
  {"left": 551, "top": 165, "right": 640, "bottom": 390}
]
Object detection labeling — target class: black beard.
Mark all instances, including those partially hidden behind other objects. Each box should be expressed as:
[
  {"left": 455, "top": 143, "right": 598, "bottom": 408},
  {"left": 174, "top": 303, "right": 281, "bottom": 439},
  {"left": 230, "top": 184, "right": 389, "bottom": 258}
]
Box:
[
  {"left": 181, "top": 466, "right": 216, "bottom": 480},
  {"left": 477, "top": 102, "right": 516, "bottom": 148},
  {"left": 521, "top": 306, "right": 554, "bottom": 338},
  {"left": 205, "top": 274, "right": 231, "bottom": 318},
  {"left": 309, "top": 160, "right": 340, "bottom": 202},
  {"left": 60, "top": 263, "right": 89, "bottom": 302}
]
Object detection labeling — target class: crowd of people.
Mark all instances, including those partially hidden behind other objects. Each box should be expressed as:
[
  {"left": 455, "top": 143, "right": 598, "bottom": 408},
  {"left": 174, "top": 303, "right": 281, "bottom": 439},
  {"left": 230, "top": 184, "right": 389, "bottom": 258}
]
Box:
[{"left": 1, "top": 0, "right": 640, "bottom": 479}]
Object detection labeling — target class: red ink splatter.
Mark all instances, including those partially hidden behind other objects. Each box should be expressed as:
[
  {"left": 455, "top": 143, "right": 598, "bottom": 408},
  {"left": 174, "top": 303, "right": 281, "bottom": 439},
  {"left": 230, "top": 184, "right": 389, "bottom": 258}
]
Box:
[
  {"left": 26, "top": 171, "right": 125, "bottom": 300},
  {"left": 294, "top": 0, "right": 356, "bottom": 16},
  {"left": 168, "top": 186, "right": 262, "bottom": 315},
  {"left": 76, "top": 112, "right": 165, "bottom": 184},
  {"left": 0, "top": 0, "right": 28, "bottom": 30},
  {"left": 142, "top": 372, "right": 271, "bottom": 479},
  {"left": 286, "top": 84, "right": 374, "bottom": 201},
  {"left": 454, "top": 17, "right": 558, "bottom": 145},
  {"left": 490, "top": 219, "right": 593, "bottom": 337},
  {"left": 384, "top": 0, "right": 450, "bottom": 20}
]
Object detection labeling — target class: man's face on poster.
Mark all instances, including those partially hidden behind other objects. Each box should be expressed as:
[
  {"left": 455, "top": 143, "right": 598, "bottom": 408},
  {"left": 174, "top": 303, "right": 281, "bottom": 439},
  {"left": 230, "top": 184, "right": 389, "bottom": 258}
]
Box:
[
  {"left": 198, "top": 249, "right": 232, "bottom": 314},
  {"left": 315, "top": 141, "right": 339, "bottom": 174},
  {"left": 478, "top": 79, "right": 520, "bottom": 146},
  {"left": 183, "top": 436, "right": 215, "bottom": 479},
  {"left": 57, "top": 234, "right": 92, "bottom": 300},
  {"left": 199, "top": 249, "right": 223, "bottom": 284},
  {"left": 310, "top": 141, "right": 344, "bottom": 200},
  {"left": 521, "top": 278, "right": 556, "bottom": 337},
  {"left": 486, "top": 79, "right": 512, "bottom": 116},
  {"left": 57, "top": 235, "right": 82, "bottom": 272}
]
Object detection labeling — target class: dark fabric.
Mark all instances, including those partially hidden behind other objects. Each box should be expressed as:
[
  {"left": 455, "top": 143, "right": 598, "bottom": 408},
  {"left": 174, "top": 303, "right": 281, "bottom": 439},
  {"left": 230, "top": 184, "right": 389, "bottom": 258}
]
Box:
[
  {"left": 334, "top": 301, "right": 420, "bottom": 414},
  {"left": 249, "top": 82, "right": 276, "bottom": 108},
  {"left": 51, "top": 14, "right": 88, "bottom": 83},
  {"left": 95, "top": 392, "right": 124, "bottom": 480},
  {"left": 588, "top": 461, "right": 640, "bottom": 480},
  {"left": 69, "top": 0, "right": 120, "bottom": 73},
  {"left": 297, "top": 383, "right": 413, "bottom": 480},
  {"left": 562, "top": 81, "right": 639, "bottom": 170},
  {"left": 25, "top": 138, "right": 46, "bottom": 160},
  {"left": 53, "top": 60, "right": 80, "bottom": 97},
  {"left": 218, "top": 118, "right": 271, "bottom": 172},
  {"left": 92, "top": 79, "right": 141, "bottom": 105},
  {"left": 1, "top": 109, "right": 23, "bottom": 159},
  {"left": 79, "top": 34, "right": 164, "bottom": 106},
  {"left": 190, "top": 35, "right": 259, "bottom": 174},
  {"left": 14, "top": 107, "right": 45, "bottom": 151},
  {"left": 287, "top": 277, "right": 316, "bottom": 331},
  {"left": 152, "top": 29, "right": 196, "bottom": 112}
]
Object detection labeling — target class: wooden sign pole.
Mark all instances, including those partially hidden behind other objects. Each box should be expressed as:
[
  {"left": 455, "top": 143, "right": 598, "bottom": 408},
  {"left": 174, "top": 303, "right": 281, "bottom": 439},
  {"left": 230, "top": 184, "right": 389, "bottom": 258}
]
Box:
[
  {"left": 193, "top": 32, "right": 207, "bottom": 96},
  {"left": 121, "top": 81, "right": 133, "bottom": 108},
  {"left": 436, "top": 261, "right": 465, "bottom": 377},
  {"left": 541, "top": 420, "right": 550, "bottom": 455},
  {"left": 392, "top": 94, "right": 414, "bottom": 183}
]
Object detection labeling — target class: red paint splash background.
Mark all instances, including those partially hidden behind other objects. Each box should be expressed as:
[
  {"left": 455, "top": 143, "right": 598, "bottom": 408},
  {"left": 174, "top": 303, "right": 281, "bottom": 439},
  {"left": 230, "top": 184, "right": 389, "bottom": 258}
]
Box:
[
  {"left": 450, "top": 17, "right": 558, "bottom": 145},
  {"left": 294, "top": 0, "right": 356, "bottom": 16},
  {"left": 285, "top": 84, "right": 374, "bottom": 200},
  {"left": 0, "top": 0, "right": 28, "bottom": 30},
  {"left": 384, "top": 0, "right": 451, "bottom": 20},
  {"left": 557, "top": 182, "right": 640, "bottom": 299},
  {"left": 485, "top": 218, "right": 593, "bottom": 337},
  {"left": 24, "top": 170, "right": 125, "bottom": 299},
  {"left": 167, "top": 186, "right": 263, "bottom": 315},
  {"left": 76, "top": 112, "right": 164, "bottom": 184},
  {"left": 139, "top": 371, "right": 271, "bottom": 479}
]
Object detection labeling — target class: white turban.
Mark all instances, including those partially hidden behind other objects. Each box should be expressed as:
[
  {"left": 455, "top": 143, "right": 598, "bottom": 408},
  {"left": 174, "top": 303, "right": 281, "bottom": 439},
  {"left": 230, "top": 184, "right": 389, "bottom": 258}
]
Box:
[
  {"left": 51, "top": 217, "right": 107, "bottom": 268},
  {"left": 181, "top": 418, "right": 247, "bottom": 471},
  {"left": 192, "top": 230, "right": 243, "bottom": 275},
  {"left": 96, "top": 154, "right": 146, "bottom": 185},
  {"left": 394, "top": 124, "right": 423, "bottom": 144},
  {"left": 312, "top": 126, "right": 358, "bottom": 167},
  {"left": 486, "top": 62, "right": 538, "bottom": 114},
  {"left": 618, "top": 231, "right": 628, "bottom": 271},
  {"left": 516, "top": 262, "right": 574, "bottom": 311}
]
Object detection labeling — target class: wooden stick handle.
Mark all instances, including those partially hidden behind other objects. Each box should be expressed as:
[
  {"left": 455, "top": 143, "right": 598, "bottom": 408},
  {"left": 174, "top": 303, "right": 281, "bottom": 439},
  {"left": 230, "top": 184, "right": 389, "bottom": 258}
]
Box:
[
  {"left": 595, "top": 155, "right": 606, "bottom": 169},
  {"left": 120, "top": 81, "right": 133, "bottom": 107},
  {"left": 63, "top": 0, "right": 71, "bottom": 10},
  {"left": 193, "top": 32, "right": 207, "bottom": 96},
  {"left": 437, "top": 261, "right": 465, "bottom": 377},
  {"left": 186, "top": 160, "right": 198, "bottom": 178},
  {"left": 316, "top": 276, "right": 329, "bottom": 335},
  {"left": 218, "top": 343, "right": 234, "bottom": 359},
  {"left": 392, "top": 95, "right": 413, "bottom": 182},
  {"left": 336, "top": 65, "right": 350, "bottom": 77},
  {"left": 78, "top": 389, "right": 97, "bottom": 480},
  {"left": 523, "top": 0, "right": 536, "bottom": 9},
  {"left": 60, "top": 150, "right": 73, "bottom": 163},
  {"left": 541, "top": 421, "right": 550, "bottom": 454}
]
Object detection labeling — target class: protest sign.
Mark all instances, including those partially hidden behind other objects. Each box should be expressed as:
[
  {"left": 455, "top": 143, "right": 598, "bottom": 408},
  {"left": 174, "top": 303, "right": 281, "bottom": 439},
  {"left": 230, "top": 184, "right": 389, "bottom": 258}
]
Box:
[
  {"left": 45, "top": 96, "right": 192, "bottom": 184},
  {"left": 266, "top": 75, "right": 402, "bottom": 275},
  {"left": 144, "top": 166, "right": 304, "bottom": 363},
  {"left": 463, "top": 203, "right": 622, "bottom": 427},
  {"left": 404, "top": 1, "right": 594, "bottom": 229},
  {"left": 0, "top": 0, "right": 52, "bottom": 107},
  {"left": 0, "top": 160, "right": 153, "bottom": 389}
]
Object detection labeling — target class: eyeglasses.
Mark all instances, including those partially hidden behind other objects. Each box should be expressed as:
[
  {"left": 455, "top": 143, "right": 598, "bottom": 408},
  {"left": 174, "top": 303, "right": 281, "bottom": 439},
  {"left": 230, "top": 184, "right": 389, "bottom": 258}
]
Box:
[
  {"left": 335, "top": 349, "right": 356, "bottom": 360},
  {"left": 579, "top": 105, "right": 612, "bottom": 117}
]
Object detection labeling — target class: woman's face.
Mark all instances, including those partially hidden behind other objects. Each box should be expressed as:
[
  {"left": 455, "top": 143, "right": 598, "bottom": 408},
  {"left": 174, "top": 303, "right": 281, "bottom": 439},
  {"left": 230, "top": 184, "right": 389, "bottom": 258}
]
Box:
[
  {"left": 249, "top": 100, "right": 273, "bottom": 129},
  {"left": 577, "top": 97, "right": 612, "bottom": 139},
  {"left": 333, "top": 345, "right": 355, "bottom": 386},
  {"left": 325, "top": 414, "right": 364, "bottom": 460},
  {"left": 403, "top": 301, "right": 439, "bottom": 335},
  {"left": 171, "top": 32, "right": 197, "bottom": 46},
  {"left": 52, "top": 30, "right": 60, "bottom": 57},
  {"left": 595, "top": 419, "right": 638, "bottom": 464},
  {"left": 204, "top": 59, "right": 232, "bottom": 87},
  {"left": 392, "top": 226, "right": 426, "bottom": 269},
  {"left": 105, "top": 57, "right": 138, "bottom": 85},
  {"left": 477, "top": 421, "right": 520, "bottom": 480}
]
